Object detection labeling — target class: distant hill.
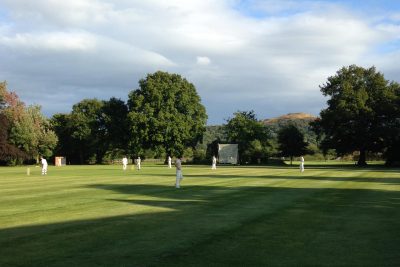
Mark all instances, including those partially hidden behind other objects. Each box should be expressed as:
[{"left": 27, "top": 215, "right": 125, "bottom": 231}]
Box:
[
  {"left": 262, "top": 113, "right": 317, "bottom": 124},
  {"left": 202, "top": 113, "right": 319, "bottom": 147},
  {"left": 262, "top": 113, "right": 318, "bottom": 145}
]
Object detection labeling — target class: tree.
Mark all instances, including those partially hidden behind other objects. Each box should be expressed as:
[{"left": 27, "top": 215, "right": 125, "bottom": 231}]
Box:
[
  {"left": 0, "top": 113, "right": 27, "bottom": 162},
  {"left": 127, "top": 71, "right": 207, "bottom": 157},
  {"left": 52, "top": 98, "right": 130, "bottom": 164},
  {"left": 51, "top": 113, "right": 76, "bottom": 163},
  {"left": 68, "top": 99, "right": 104, "bottom": 164},
  {"left": 100, "top": 98, "right": 129, "bottom": 157},
  {"left": 277, "top": 124, "right": 309, "bottom": 165},
  {"left": 206, "top": 139, "right": 220, "bottom": 161},
  {"left": 0, "top": 82, "right": 27, "bottom": 163},
  {"left": 312, "top": 65, "right": 398, "bottom": 166},
  {"left": 0, "top": 81, "right": 6, "bottom": 109},
  {"left": 383, "top": 82, "right": 400, "bottom": 166},
  {"left": 7, "top": 105, "right": 58, "bottom": 161},
  {"left": 225, "top": 110, "right": 270, "bottom": 164},
  {"left": 0, "top": 81, "right": 57, "bottom": 163}
]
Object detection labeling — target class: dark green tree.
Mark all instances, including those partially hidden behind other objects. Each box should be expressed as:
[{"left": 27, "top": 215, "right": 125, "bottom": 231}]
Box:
[
  {"left": 206, "top": 139, "right": 220, "bottom": 160},
  {"left": 385, "top": 134, "right": 400, "bottom": 166},
  {"left": 383, "top": 82, "right": 400, "bottom": 166},
  {"left": 51, "top": 113, "right": 79, "bottom": 164},
  {"left": 52, "top": 98, "right": 130, "bottom": 164},
  {"left": 127, "top": 71, "right": 207, "bottom": 157},
  {"left": 277, "top": 124, "right": 309, "bottom": 165},
  {"left": 100, "top": 98, "right": 129, "bottom": 156},
  {"left": 225, "top": 110, "right": 270, "bottom": 164},
  {"left": 0, "top": 113, "right": 27, "bottom": 163},
  {"left": 69, "top": 99, "right": 104, "bottom": 164},
  {"left": 312, "top": 65, "right": 398, "bottom": 166}
]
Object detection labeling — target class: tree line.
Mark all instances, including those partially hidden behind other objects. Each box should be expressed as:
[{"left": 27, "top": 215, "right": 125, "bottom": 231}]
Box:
[
  {"left": 50, "top": 71, "right": 207, "bottom": 164},
  {"left": 1, "top": 66, "right": 400, "bottom": 166}
]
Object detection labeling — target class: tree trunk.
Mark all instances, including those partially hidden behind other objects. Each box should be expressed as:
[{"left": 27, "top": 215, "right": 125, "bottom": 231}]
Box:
[
  {"left": 357, "top": 149, "right": 367, "bottom": 166},
  {"left": 290, "top": 156, "right": 293, "bottom": 166}
]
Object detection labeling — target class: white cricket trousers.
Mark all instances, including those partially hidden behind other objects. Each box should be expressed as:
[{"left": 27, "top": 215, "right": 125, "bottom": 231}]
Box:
[
  {"left": 42, "top": 165, "right": 48, "bottom": 175},
  {"left": 176, "top": 170, "right": 183, "bottom": 188}
]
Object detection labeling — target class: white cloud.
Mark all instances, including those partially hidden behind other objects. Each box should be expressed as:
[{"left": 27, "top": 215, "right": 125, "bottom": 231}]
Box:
[
  {"left": 0, "top": 0, "right": 399, "bottom": 124},
  {"left": 0, "top": 32, "right": 97, "bottom": 52},
  {"left": 196, "top": 56, "right": 211, "bottom": 65},
  {"left": 1, "top": 0, "right": 114, "bottom": 26}
]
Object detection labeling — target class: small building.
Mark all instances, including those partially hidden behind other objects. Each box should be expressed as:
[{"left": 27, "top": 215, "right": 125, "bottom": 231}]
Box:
[{"left": 55, "top": 156, "right": 67, "bottom": 166}]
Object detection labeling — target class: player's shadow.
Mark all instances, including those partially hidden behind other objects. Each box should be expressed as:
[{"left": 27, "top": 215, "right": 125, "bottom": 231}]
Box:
[
  {"left": 91, "top": 183, "right": 239, "bottom": 200},
  {"left": 182, "top": 173, "right": 400, "bottom": 185}
]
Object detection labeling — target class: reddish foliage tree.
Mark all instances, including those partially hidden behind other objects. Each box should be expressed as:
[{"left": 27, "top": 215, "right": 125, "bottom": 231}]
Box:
[{"left": 0, "top": 114, "right": 27, "bottom": 161}]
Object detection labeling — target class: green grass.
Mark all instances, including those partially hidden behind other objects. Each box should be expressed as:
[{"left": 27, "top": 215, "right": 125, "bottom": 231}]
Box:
[{"left": 0, "top": 163, "right": 399, "bottom": 266}]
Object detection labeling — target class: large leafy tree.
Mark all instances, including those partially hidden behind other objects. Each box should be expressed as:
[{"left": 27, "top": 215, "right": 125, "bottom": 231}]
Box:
[
  {"left": 0, "top": 82, "right": 27, "bottom": 162},
  {"left": 51, "top": 113, "right": 76, "bottom": 163},
  {"left": 383, "top": 82, "right": 400, "bottom": 166},
  {"left": 312, "top": 65, "right": 399, "bottom": 166},
  {"left": 8, "top": 105, "right": 58, "bottom": 160},
  {"left": 0, "top": 114, "right": 27, "bottom": 162},
  {"left": 0, "top": 81, "right": 57, "bottom": 163},
  {"left": 100, "top": 97, "right": 129, "bottom": 155},
  {"left": 69, "top": 99, "right": 104, "bottom": 164},
  {"left": 52, "top": 98, "right": 130, "bottom": 164},
  {"left": 127, "top": 71, "right": 207, "bottom": 157},
  {"left": 277, "top": 124, "right": 309, "bottom": 165},
  {"left": 225, "top": 110, "right": 270, "bottom": 164}
]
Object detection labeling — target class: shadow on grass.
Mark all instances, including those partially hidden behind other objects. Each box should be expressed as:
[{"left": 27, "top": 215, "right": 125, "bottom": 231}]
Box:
[
  {"left": 183, "top": 174, "right": 400, "bottom": 185},
  {"left": 1, "top": 184, "right": 400, "bottom": 267},
  {"left": 146, "top": 164, "right": 400, "bottom": 174},
  {"left": 237, "top": 164, "right": 400, "bottom": 172}
]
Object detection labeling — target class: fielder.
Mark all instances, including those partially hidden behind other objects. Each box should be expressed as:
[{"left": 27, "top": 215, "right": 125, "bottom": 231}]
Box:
[
  {"left": 122, "top": 156, "right": 128, "bottom": 170},
  {"left": 175, "top": 157, "right": 183, "bottom": 188},
  {"left": 168, "top": 156, "right": 172, "bottom": 168},
  {"left": 41, "top": 156, "right": 48, "bottom": 175},
  {"left": 300, "top": 156, "right": 305, "bottom": 172},
  {"left": 211, "top": 155, "right": 217, "bottom": 170},
  {"left": 137, "top": 156, "right": 141, "bottom": 170}
]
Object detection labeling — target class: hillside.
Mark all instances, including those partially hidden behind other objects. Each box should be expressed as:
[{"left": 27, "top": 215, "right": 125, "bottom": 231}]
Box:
[
  {"left": 262, "top": 112, "right": 317, "bottom": 124},
  {"left": 262, "top": 113, "right": 318, "bottom": 146},
  {"left": 202, "top": 113, "right": 319, "bottom": 147}
]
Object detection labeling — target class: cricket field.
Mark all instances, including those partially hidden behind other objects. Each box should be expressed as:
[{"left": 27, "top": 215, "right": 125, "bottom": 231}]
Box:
[{"left": 0, "top": 163, "right": 399, "bottom": 266}]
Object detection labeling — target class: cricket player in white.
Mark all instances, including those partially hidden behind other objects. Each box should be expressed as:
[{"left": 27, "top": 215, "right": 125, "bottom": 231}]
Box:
[
  {"left": 175, "top": 157, "right": 183, "bottom": 188},
  {"left": 211, "top": 155, "right": 217, "bottom": 170},
  {"left": 137, "top": 156, "right": 141, "bottom": 170},
  {"left": 41, "top": 156, "right": 48, "bottom": 175},
  {"left": 122, "top": 156, "right": 128, "bottom": 170},
  {"left": 168, "top": 156, "right": 172, "bottom": 168},
  {"left": 300, "top": 156, "right": 305, "bottom": 172}
]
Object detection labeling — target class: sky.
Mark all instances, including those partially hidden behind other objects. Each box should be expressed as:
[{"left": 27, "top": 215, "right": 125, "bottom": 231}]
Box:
[{"left": 0, "top": 0, "right": 399, "bottom": 125}]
